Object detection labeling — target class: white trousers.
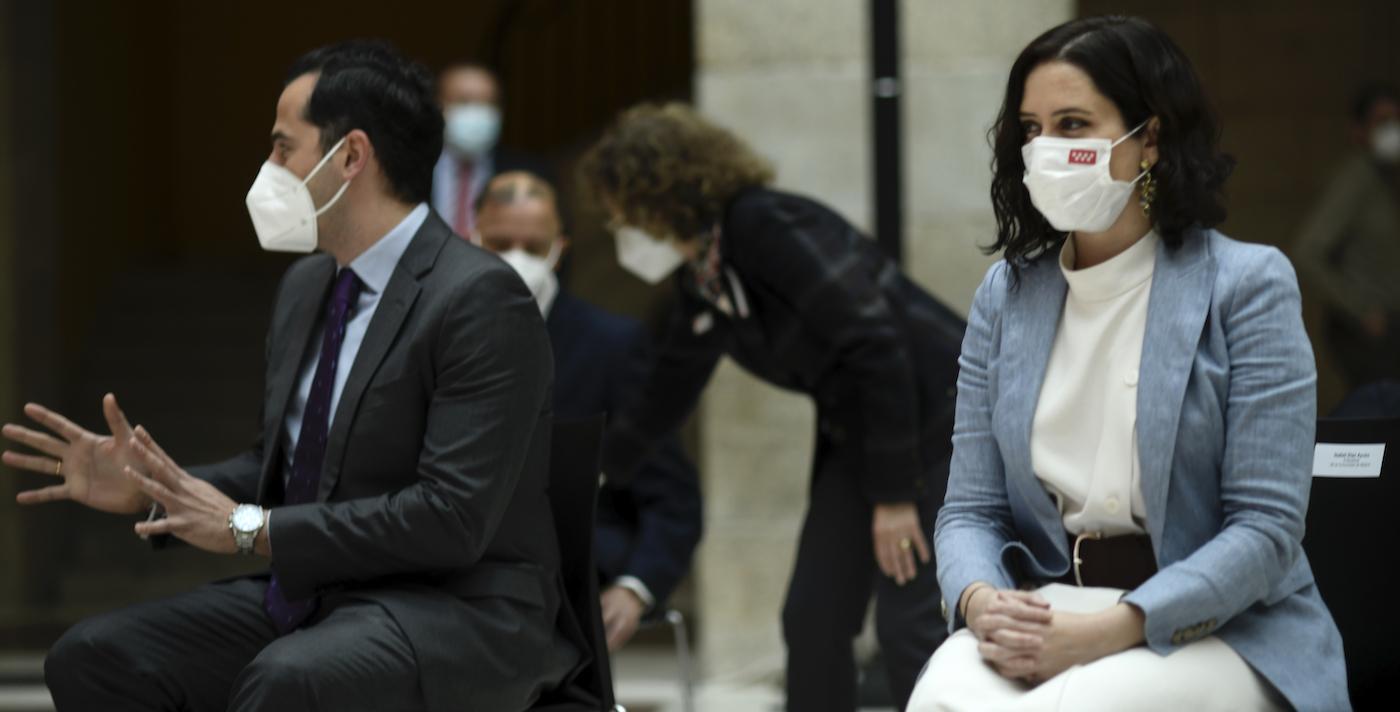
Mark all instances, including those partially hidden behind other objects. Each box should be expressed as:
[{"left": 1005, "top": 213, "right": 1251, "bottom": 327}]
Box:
[{"left": 906, "top": 584, "right": 1285, "bottom": 712}]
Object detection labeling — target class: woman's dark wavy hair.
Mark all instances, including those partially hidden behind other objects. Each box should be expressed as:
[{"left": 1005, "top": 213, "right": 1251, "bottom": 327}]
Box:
[{"left": 988, "top": 16, "right": 1234, "bottom": 269}]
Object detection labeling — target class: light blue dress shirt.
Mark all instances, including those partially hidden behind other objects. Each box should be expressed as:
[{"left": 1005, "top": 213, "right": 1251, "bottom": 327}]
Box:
[{"left": 282, "top": 202, "right": 431, "bottom": 472}]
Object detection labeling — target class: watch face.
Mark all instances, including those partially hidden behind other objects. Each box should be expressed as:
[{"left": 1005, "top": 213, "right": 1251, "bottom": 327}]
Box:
[{"left": 232, "top": 506, "right": 262, "bottom": 532}]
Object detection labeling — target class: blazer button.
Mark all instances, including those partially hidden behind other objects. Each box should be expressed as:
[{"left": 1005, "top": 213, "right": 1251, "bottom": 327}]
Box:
[{"left": 1125, "top": 370, "right": 1139, "bottom": 387}]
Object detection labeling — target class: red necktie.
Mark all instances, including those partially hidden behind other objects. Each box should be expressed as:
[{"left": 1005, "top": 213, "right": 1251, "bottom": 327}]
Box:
[{"left": 454, "top": 160, "right": 475, "bottom": 236}]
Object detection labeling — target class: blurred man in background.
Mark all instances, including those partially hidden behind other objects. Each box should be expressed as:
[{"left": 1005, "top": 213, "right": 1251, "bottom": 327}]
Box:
[
  {"left": 433, "top": 63, "right": 553, "bottom": 236},
  {"left": 1297, "top": 82, "right": 1400, "bottom": 391},
  {"left": 475, "top": 170, "right": 703, "bottom": 651}
]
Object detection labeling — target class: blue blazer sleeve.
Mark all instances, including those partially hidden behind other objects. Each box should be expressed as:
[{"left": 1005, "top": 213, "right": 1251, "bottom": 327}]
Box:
[
  {"left": 934, "top": 262, "right": 1019, "bottom": 630},
  {"left": 607, "top": 320, "right": 702, "bottom": 607},
  {"left": 1123, "top": 248, "right": 1317, "bottom": 653}
]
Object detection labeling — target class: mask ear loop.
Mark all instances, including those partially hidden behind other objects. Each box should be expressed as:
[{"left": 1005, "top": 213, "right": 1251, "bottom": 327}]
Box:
[
  {"left": 314, "top": 180, "right": 352, "bottom": 216},
  {"left": 307, "top": 136, "right": 352, "bottom": 216},
  {"left": 1110, "top": 120, "right": 1150, "bottom": 148},
  {"left": 1111, "top": 120, "right": 1153, "bottom": 185}
]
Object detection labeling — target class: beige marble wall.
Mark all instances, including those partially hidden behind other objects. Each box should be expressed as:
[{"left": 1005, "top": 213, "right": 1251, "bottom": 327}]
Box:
[
  {"left": 691, "top": 0, "right": 1072, "bottom": 681},
  {"left": 693, "top": 0, "right": 867, "bottom": 679},
  {"left": 902, "top": 0, "right": 1075, "bottom": 314}
]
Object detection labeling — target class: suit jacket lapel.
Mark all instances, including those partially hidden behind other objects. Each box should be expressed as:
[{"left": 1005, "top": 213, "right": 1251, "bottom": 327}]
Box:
[
  {"left": 259, "top": 257, "right": 336, "bottom": 497},
  {"left": 1136, "top": 233, "right": 1214, "bottom": 548},
  {"left": 998, "top": 258, "right": 1071, "bottom": 566},
  {"left": 317, "top": 215, "right": 449, "bottom": 499}
]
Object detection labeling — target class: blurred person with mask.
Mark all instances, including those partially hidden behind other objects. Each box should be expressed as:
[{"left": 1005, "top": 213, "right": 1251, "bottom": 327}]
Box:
[
  {"left": 580, "top": 104, "right": 966, "bottom": 712},
  {"left": 3, "top": 41, "right": 582, "bottom": 712},
  {"left": 432, "top": 62, "right": 552, "bottom": 237},
  {"left": 1296, "top": 82, "right": 1400, "bottom": 388},
  {"left": 473, "top": 170, "right": 703, "bottom": 652}
]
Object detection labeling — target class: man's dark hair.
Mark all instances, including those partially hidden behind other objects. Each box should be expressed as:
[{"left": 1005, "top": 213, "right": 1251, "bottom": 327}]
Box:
[
  {"left": 987, "top": 16, "right": 1234, "bottom": 272},
  {"left": 1351, "top": 82, "right": 1400, "bottom": 124},
  {"left": 286, "top": 40, "right": 443, "bottom": 204}
]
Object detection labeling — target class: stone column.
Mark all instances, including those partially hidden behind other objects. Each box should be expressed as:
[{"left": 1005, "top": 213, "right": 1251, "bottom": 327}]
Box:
[
  {"left": 902, "top": 0, "right": 1075, "bottom": 312},
  {"left": 690, "top": 0, "right": 1073, "bottom": 682},
  {"left": 693, "top": 0, "right": 869, "bottom": 680}
]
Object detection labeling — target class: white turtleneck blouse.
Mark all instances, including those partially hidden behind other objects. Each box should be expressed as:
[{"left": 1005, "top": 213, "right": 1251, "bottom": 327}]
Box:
[{"left": 1031, "top": 231, "right": 1159, "bottom": 536}]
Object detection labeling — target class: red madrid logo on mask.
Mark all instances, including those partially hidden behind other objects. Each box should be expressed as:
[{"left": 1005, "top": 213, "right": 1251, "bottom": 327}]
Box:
[{"left": 1068, "top": 149, "right": 1098, "bottom": 165}]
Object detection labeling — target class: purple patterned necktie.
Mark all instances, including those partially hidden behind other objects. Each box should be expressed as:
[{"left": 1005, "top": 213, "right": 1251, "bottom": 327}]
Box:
[{"left": 264, "top": 267, "right": 363, "bottom": 634}]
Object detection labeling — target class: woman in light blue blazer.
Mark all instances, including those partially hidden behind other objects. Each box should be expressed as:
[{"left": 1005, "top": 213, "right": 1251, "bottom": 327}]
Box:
[{"left": 908, "top": 16, "right": 1349, "bottom": 712}]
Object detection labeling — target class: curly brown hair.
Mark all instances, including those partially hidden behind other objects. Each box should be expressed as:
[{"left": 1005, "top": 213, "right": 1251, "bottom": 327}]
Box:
[{"left": 579, "top": 103, "right": 775, "bottom": 239}]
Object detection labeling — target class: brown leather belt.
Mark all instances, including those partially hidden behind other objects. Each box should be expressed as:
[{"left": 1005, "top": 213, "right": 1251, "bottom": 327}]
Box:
[{"left": 1055, "top": 532, "right": 1158, "bottom": 590}]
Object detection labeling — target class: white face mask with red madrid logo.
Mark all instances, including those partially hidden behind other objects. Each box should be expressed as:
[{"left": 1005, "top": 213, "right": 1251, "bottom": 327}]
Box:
[{"left": 1021, "top": 121, "right": 1148, "bottom": 233}]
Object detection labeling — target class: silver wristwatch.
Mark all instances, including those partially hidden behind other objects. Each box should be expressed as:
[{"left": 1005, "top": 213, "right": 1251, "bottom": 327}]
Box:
[{"left": 228, "top": 504, "right": 265, "bottom": 555}]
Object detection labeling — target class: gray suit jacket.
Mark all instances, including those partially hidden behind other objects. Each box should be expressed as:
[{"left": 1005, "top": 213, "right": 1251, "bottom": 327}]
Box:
[
  {"left": 935, "top": 229, "right": 1349, "bottom": 711},
  {"left": 189, "top": 212, "right": 580, "bottom": 711}
]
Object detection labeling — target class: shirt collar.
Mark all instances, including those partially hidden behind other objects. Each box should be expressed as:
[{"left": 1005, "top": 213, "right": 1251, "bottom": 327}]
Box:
[
  {"left": 347, "top": 202, "right": 431, "bottom": 294},
  {"left": 1059, "top": 229, "right": 1159, "bottom": 302}
]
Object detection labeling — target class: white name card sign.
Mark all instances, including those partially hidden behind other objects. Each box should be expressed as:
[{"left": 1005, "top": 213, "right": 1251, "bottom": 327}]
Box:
[{"left": 1312, "top": 443, "right": 1385, "bottom": 478}]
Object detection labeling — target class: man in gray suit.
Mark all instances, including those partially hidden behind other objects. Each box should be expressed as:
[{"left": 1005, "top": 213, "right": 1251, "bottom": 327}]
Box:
[{"left": 1, "top": 41, "right": 579, "bottom": 711}]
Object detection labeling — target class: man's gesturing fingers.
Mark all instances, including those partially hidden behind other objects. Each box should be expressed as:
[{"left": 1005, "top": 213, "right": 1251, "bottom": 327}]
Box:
[
  {"left": 102, "top": 393, "right": 135, "bottom": 441},
  {"left": 130, "top": 433, "right": 184, "bottom": 492},
  {"left": 134, "top": 515, "right": 174, "bottom": 539},
  {"left": 134, "top": 427, "right": 183, "bottom": 477},
  {"left": 124, "top": 466, "right": 174, "bottom": 507},
  {"left": 22, "top": 403, "right": 88, "bottom": 443},
  {"left": 2, "top": 450, "right": 63, "bottom": 478},
  {"left": 2, "top": 424, "right": 67, "bottom": 460},
  {"left": 15, "top": 484, "right": 71, "bottom": 505}
]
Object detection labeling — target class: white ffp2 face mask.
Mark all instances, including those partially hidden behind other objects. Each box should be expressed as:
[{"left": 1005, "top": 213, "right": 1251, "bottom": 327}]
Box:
[
  {"left": 245, "top": 137, "right": 351, "bottom": 253},
  {"left": 498, "top": 241, "right": 561, "bottom": 316},
  {"left": 1372, "top": 120, "right": 1400, "bottom": 164},
  {"left": 615, "top": 226, "right": 685, "bottom": 285},
  {"left": 444, "top": 103, "right": 501, "bottom": 159},
  {"left": 1021, "top": 121, "right": 1148, "bottom": 233}
]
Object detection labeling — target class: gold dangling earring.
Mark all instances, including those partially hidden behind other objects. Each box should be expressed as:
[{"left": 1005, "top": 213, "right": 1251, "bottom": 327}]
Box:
[{"left": 1139, "top": 159, "right": 1157, "bottom": 218}]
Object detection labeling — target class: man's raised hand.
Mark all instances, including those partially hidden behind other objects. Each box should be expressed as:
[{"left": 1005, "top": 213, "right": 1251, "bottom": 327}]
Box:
[{"left": 2, "top": 394, "right": 149, "bottom": 514}]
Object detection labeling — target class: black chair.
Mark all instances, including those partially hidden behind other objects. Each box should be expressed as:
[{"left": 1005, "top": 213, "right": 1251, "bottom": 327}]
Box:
[
  {"left": 529, "top": 415, "right": 624, "bottom": 712},
  {"left": 1304, "top": 416, "right": 1400, "bottom": 710}
]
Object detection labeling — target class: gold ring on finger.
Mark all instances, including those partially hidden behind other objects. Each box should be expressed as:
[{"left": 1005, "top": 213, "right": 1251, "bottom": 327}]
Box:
[
  {"left": 899, "top": 537, "right": 912, "bottom": 551},
  {"left": 54, "top": 460, "right": 62, "bottom": 476}
]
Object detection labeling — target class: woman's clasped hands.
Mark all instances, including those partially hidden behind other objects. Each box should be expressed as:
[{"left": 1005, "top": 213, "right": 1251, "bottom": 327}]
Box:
[{"left": 962, "top": 584, "right": 1144, "bottom": 685}]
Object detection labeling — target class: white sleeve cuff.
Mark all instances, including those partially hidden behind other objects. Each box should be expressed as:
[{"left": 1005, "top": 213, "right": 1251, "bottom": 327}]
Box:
[{"left": 613, "top": 575, "right": 656, "bottom": 610}]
